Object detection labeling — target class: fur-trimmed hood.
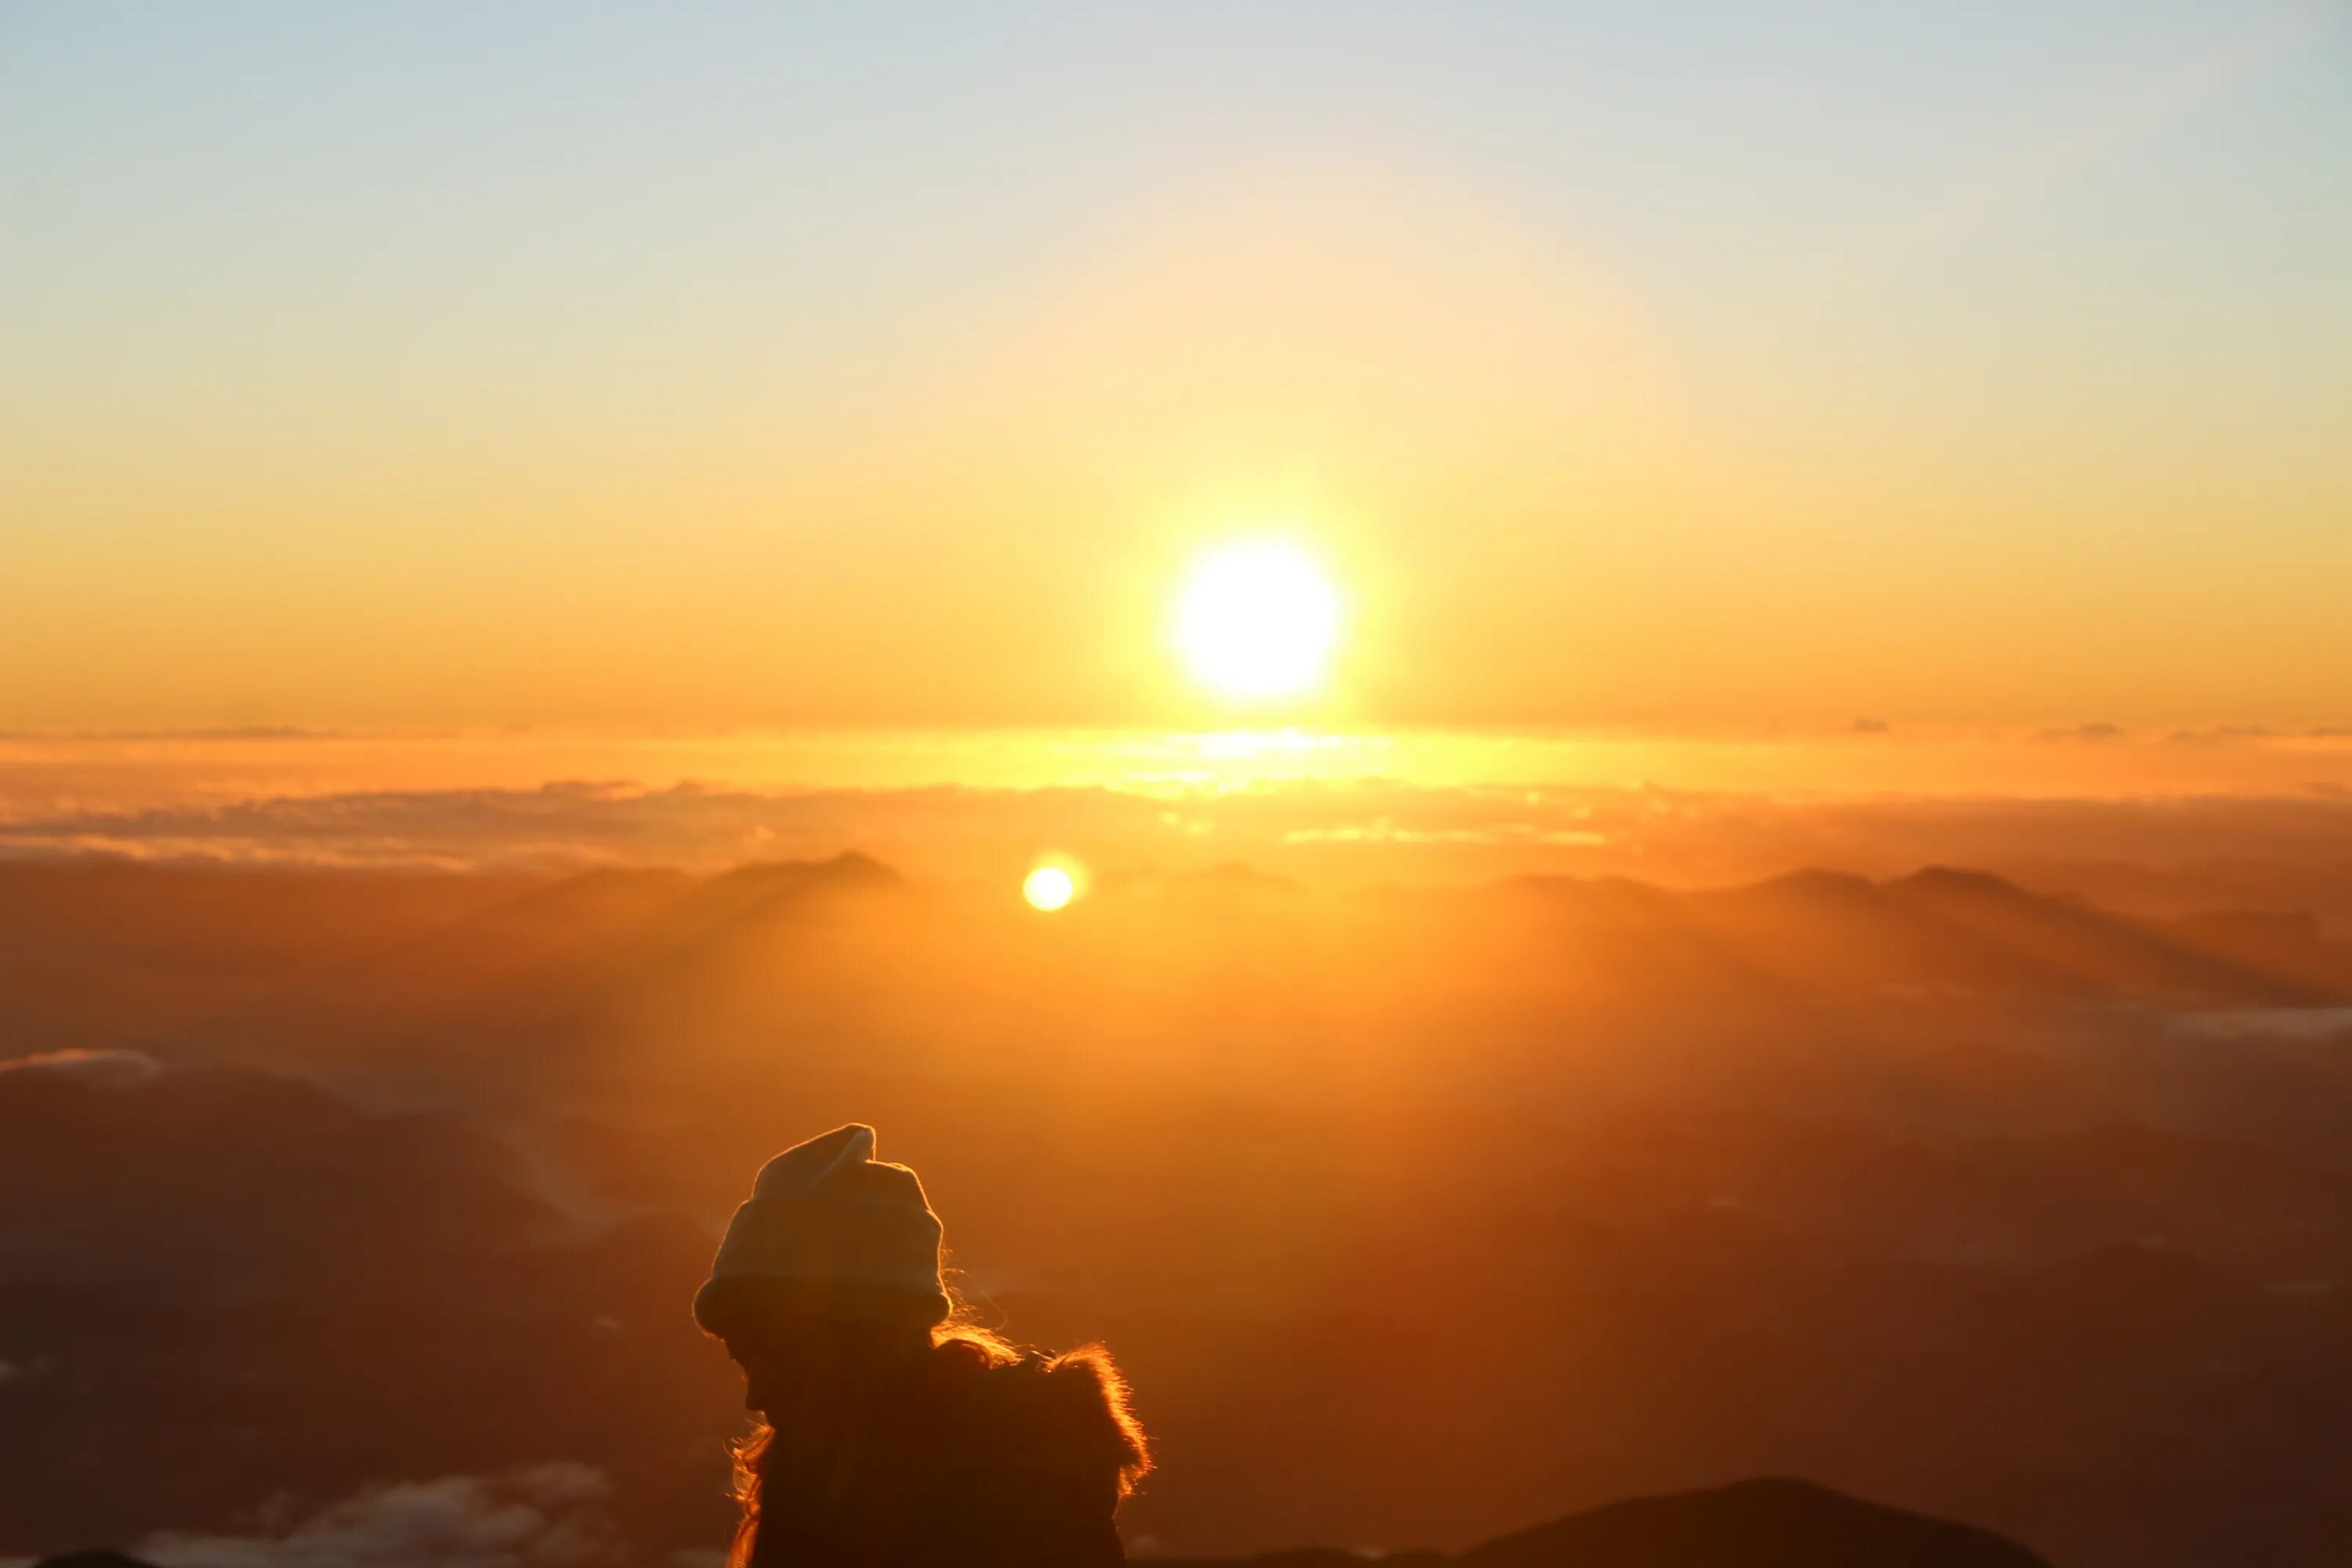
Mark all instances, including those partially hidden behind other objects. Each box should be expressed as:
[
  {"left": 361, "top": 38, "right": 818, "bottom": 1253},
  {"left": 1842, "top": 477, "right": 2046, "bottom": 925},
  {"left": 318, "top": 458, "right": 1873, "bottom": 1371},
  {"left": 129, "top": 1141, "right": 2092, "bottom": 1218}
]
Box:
[
  {"left": 930, "top": 1339, "right": 1152, "bottom": 1507},
  {"left": 737, "top": 1334, "right": 1149, "bottom": 1566}
]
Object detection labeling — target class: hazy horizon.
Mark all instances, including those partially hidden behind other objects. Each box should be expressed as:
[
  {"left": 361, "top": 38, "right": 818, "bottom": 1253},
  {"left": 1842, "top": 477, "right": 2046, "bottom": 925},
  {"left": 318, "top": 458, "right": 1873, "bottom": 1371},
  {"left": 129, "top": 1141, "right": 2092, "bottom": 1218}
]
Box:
[{"left": 10, "top": 719, "right": 2352, "bottom": 902}]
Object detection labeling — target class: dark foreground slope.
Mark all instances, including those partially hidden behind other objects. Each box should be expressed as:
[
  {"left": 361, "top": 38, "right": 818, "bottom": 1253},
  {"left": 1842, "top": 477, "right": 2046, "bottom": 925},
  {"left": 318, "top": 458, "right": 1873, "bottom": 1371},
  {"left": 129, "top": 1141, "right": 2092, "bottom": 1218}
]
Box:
[
  {"left": 1147, "top": 1479, "right": 2053, "bottom": 1566},
  {"left": 1468, "top": 1478, "right": 2050, "bottom": 1567},
  {"left": 33, "top": 1479, "right": 2053, "bottom": 1568}
]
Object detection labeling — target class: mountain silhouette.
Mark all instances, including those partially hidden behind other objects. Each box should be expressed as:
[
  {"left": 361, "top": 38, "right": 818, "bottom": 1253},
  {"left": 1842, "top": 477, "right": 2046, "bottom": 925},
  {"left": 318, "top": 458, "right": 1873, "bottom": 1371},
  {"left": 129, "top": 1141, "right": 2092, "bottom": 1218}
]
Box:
[
  {"left": 27, "top": 1479, "right": 2052, "bottom": 1568},
  {"left": 1465, "top": 1478, "right": 2052, "bottom": 1566},
  {"left": 1148, "top": 1478, "right": 2053, "bottom": 1566}
]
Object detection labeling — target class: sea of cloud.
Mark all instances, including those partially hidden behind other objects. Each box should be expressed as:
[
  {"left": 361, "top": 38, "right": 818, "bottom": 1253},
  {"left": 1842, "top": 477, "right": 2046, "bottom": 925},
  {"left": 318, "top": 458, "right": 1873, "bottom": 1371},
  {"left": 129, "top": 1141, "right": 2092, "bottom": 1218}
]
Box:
[
  {"left": 130, "top": 1467, "right": 631, "bottom": 1568},
  {"left": 9, "top": 728, "right": 2352, "bottom": 928},
  {"left": 6, "top": 773, "right": 2352, "bottom": 909}
]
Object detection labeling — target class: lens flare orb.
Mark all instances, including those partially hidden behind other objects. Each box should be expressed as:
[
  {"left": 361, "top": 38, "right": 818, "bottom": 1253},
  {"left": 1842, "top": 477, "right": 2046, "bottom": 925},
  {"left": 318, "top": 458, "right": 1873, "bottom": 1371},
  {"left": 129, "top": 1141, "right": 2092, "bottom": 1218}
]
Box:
[{"left": 1023, "top": 864, "right": 1076, "bottom": 911}]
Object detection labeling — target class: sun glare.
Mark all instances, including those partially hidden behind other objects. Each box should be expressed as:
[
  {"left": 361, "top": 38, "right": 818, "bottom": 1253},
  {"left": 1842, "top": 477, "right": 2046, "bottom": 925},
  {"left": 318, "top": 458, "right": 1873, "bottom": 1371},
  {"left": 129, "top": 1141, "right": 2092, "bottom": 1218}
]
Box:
[
  {"left": 1023, "top": 863, "right": 1076, "bottom": 911},
  {"left": 1176, "top": 542, "right": 1341, "bottom": 701}
]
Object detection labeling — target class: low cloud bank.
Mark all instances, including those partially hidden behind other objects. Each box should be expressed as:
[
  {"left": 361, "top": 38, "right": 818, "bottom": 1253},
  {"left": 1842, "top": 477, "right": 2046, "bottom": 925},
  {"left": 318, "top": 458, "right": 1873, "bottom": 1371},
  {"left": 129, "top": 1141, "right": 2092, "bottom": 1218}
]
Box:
[
  {"left": 0, "top": 1048, "right": 162, "bottom": 1086},
  {"left": 2173, "top": 1007, "right": 2352, "bottom": 1042},
  {"left": 136, "top": 1467, "right": 621, "bottom": 1568},
  {"left": 9, "top": 782, "right": 2352, "bottom": 916}
]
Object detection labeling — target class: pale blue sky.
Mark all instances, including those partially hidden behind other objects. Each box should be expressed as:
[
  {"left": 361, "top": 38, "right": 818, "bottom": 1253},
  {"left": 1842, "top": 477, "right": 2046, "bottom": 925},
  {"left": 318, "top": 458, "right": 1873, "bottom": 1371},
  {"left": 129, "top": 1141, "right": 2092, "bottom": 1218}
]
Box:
[
  {"left": 12, "top": 3, "right": 2343, "bottom": 358},
  {"left": 3, "top": 2, "right": 2348, "bottom": 729}
]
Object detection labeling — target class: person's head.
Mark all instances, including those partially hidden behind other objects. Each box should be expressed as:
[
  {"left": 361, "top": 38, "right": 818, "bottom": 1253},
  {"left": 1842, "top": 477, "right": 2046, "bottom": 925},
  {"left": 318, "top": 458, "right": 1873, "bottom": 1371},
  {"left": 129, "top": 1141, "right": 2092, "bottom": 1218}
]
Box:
[
  {"left": 697, "top": 1126, "right": 1148, "bottom": 1566},
  {"left": 693, "top": 1123, "right": 956, "bottom": 1421}
]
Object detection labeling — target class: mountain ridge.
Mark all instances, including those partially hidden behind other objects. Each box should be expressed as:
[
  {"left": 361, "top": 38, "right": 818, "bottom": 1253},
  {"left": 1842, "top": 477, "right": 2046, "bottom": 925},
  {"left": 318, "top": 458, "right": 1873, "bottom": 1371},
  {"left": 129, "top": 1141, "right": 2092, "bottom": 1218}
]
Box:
[{"left": 1139, "top": 1478, "right": 2053, "bottom": 1566}]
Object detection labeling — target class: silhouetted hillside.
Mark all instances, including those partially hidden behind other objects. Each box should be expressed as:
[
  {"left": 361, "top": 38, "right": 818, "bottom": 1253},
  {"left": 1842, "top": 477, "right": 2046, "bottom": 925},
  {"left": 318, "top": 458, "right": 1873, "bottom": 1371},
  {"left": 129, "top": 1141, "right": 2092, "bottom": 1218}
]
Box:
[
  {"left": 27, "top": 1479, "right": 2051, "bottom": 1568},
  {"left": 31, "top": 1552, "right": 159, "bottom": 1568},
  {"left": 1145, "top": 1479, "right": 2052, "bottom": 1566},
  {"left": 0, "top": 1062, "right": 557, "bottom": 1294},
  {"left": 1466, "top": 1478, "right": 2050, "bottom": 1567}
]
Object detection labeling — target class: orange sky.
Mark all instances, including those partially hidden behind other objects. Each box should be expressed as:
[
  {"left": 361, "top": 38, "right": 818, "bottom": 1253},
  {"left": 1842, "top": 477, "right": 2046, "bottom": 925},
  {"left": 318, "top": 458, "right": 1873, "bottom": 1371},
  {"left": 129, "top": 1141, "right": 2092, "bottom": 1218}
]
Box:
[{"left": 5, "top": 5, "right": 2348, "bottom": 737}]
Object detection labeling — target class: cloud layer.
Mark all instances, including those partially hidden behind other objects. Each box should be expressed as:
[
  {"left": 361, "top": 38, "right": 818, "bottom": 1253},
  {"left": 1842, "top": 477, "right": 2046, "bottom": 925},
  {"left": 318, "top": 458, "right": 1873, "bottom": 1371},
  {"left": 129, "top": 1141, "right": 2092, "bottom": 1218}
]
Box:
[
  {"left": 0, "top": 1048, "right": 163, "bottom": 1086},
  {"left": 136, "top": 1467, "right": 621, "bottom": 1568},
  {"left": 10, "top": 779, "right": 2352, "bottom": 924}
]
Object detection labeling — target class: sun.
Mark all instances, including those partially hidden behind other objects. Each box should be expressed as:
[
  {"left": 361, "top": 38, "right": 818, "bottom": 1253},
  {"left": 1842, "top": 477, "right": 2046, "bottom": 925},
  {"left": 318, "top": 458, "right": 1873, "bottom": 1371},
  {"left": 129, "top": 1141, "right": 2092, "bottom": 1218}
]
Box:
[
  {"left": 1022, "top": 864, "right": 1076, "bottom": 911},
  {"left": 1175, "top": 542, "right": 1341, "bottom": 700}
]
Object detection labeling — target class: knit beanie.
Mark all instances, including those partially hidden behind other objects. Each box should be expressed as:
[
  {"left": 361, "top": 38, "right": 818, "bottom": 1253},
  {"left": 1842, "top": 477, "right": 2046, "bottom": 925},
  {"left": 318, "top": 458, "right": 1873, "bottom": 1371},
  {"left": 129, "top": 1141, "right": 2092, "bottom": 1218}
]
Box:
[{"left": 692, "top": 1123, "right": 951, "bottom": 1331}]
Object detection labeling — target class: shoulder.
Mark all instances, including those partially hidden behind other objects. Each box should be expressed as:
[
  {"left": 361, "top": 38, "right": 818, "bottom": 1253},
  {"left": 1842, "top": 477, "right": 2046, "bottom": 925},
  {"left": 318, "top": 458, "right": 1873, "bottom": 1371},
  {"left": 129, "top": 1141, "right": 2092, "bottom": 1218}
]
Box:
[
  {"left": 897, "top": 1340, "right": 1147, "bottom": 1565},
  {"left": 931, "top": 1338, "right": 1152, "bottom": 1503}
]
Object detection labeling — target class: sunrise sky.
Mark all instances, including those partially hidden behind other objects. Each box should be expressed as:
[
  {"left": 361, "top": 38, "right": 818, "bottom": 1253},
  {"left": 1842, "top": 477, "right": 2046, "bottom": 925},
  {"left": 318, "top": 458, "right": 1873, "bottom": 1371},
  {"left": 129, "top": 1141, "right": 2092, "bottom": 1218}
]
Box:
[{"left": 5, "top": 2, "right": 2349, "bottom": 739}]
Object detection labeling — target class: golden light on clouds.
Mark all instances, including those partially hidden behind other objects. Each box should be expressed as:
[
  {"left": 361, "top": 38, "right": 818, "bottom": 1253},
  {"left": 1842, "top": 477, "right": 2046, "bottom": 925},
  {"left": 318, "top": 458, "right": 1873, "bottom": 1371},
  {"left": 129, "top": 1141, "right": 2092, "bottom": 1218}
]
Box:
[{"left": 1175, "top": 542, "right": 1341, "bottom": 702}]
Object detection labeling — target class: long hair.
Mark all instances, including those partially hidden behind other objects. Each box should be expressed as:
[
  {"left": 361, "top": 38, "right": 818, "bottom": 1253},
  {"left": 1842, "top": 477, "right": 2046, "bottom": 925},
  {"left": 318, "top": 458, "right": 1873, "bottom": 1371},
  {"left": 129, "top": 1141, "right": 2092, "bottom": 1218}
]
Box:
[{"left": 724, "top": 1306, "right": 1149, "bottom": 1568}]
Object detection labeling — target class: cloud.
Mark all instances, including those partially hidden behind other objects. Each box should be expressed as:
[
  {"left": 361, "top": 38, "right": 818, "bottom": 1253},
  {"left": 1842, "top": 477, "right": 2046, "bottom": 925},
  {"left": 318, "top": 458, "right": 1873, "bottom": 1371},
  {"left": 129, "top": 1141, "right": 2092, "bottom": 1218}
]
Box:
[
  {"left": 9, "top": 776, "right": 2352, "bottom": 919},
  {"left": 2172, "top": 1008, "right": 2352, "bottom": 1043},
  {"left": 137, "top": 1466, "right": 622, "bottom": 1568},
  {"left": 1282, "top": 819, "right": 1609, "bottom": 847},
  {"left": 0, "top": 726, "right": 339, "bottom": 742},
  {"left": 0, "top": 1047, "right": 162, "bottom": 1086}
]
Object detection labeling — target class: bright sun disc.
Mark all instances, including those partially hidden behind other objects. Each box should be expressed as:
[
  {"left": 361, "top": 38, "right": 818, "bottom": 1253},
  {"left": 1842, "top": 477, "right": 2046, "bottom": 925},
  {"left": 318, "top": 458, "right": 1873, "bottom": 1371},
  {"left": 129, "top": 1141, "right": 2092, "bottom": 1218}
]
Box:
[
  {"left": 1023, "top": 865, "right": 1076, "bottom": 911},
  {"left": 1176, "top": 542, "right": 1340, "bottom": 700}
]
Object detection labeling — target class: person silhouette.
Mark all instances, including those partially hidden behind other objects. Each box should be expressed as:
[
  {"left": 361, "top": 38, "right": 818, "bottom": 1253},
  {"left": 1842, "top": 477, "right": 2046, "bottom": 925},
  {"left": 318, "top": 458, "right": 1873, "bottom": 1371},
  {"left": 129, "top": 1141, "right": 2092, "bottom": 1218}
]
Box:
[{"left": 695, "top": 1124, "right": 1149, "bottom": 1567}]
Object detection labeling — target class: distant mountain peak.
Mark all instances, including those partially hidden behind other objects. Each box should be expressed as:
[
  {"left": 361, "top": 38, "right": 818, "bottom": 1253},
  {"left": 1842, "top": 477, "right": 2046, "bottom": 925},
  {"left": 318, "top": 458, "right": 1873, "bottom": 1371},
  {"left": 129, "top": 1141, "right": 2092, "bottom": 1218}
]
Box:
[
  {"left": 1461, "top": 1475, "right": 2054, "bottom": 1567},
  {"left": 706, "top": 851, "right": 903, "bottom": 892},
  {"left": 1889, "top": 866, "right": 2032, "bottom": 902},
  {"left": 1145, "top": 1477, "right": 2055, "bottom": 1567}
]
